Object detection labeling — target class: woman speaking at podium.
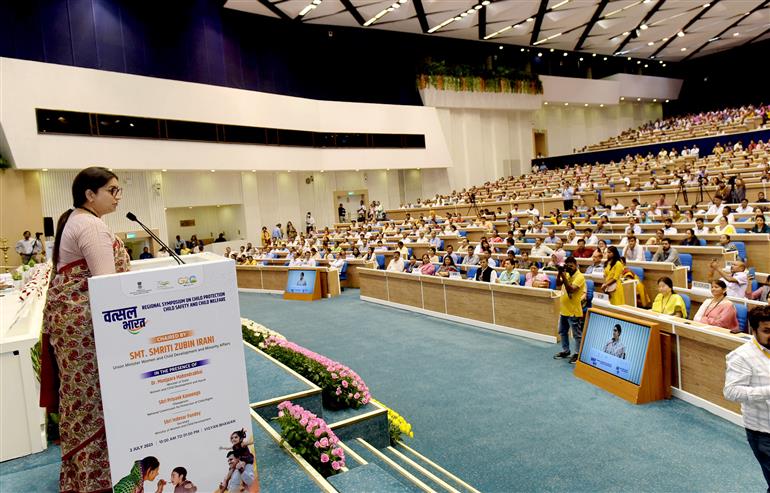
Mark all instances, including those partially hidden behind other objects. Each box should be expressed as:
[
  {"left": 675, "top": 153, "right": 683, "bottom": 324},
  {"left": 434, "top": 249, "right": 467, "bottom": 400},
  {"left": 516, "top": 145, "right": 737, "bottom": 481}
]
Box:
[{"left": 40, "top": 167, "right": 130, "bottom": 493}]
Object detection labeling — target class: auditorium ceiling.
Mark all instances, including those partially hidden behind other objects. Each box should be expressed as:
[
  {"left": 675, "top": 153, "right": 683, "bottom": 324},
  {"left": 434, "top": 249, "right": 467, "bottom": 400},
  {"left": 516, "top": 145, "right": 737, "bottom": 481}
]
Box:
[{"left": 225, "top": 0, "right": 770, "bottom": 61}]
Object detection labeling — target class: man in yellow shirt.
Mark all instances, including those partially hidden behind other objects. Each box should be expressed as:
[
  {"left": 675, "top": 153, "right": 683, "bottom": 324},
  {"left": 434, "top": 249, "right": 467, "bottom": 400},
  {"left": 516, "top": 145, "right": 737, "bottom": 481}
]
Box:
[{"left": 553, "top": 257, "right": 587, "bottom": 364}]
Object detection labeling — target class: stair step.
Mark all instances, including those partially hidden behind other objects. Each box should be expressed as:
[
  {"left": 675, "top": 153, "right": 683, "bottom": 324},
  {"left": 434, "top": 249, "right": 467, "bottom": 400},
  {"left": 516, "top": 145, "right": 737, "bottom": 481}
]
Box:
[
  {"left": 328, "top": 463, "right": 415, "bottom": 493},
  {"left": 395, "top": 441, "right": 481, "bottom": 493},
  {"left": 327, "top": 402, "right": 390, "bottom": 449},
  {"left": 382, "top": 446, "right": 464, "bottom": 493},
  {"left": 344, "top": 438, "right": 433, "bottom": 493}
]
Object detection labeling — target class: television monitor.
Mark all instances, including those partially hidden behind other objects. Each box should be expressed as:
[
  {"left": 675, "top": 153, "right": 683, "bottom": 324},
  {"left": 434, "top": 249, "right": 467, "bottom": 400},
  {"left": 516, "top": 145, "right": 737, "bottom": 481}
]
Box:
[
  {"left": 578, "top": 311, "right": 652, "bottom": 385},
  {"left": 286, "top": 270, "right": 317, "bottom": 295}
]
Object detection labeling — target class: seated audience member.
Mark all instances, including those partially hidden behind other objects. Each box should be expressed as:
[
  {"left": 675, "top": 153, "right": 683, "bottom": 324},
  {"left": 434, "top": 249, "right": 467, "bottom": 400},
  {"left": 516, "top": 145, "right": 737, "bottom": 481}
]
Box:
[
  {"left": 717, "top": 206, "right": 736, "bottom": 224},
  {"left": 709, "top": 260, "right": 748, "bottom": 299},
  {"left": 646, "top": 229, "right": 665, "bottom": 246},
  {"left": 582, "top": 228, "right": 599, "bottom": 246},
  {"left": 139, "top": 247, "right": 153, "bottom": 260},
  {"left": 651, "top": 238, "right": 681, "bottom": 266},
  {"left": 622, "top": 236, "right": 644, "bottom": 262},
  {"left": 735, "top": 198, "right": 753, "bottom": 215},
  {"left": 573, "top": 238, "right": 594, "bottom": 258},
  {"left": 549, "top": 239, "right": 567, "bottom": 268},
  {"left": 525, "top": 265, "right": 550, "bottom": 288},
  {"left": 428, "top": 247, "right": 440, "bottom": 263},
  {"left": 750, "top": 214, "right": 770, "bottom": 233},
  {"left": 387, "top": 251, "right": 405, "bottom": 272},
  {"left": 328, "top": 253, "right": 345, "bottom": 270},
  {"left": 364, "top": 246, "right": 376, "bottom": 261},
  {"left": 706, "top": 196, "right": 725, "bottom": 216},
  {"left": 595, "top": 239, "right": 609, "bottom": 261},
  {"left": 396, "top": 241, "right": 409, "bottom": 258},
  {"left": 625, "top": 218, "right": 642, "bottom": 235},
  {"left": 717, "top": 234, "right": 738, "bottom": 252},
  {"left": 403, "top": 254, "right": 419, "bottom": 273},
  {"left": 651, "top": 276, "right": 687, "bottom": 318},
  {"left": 474, "top": 257, "right": 498, "bottom": 283},
  {"left": 543, "top": 229, "right": 559, "bottom": 244},
  {"left": 505, "top": 237, "right": 519, "bottom": 255},
  {"left": 693, "top": 217, "right": 709, "bottom": 236},
  {"left": 419, "top": 254, "right": 436, "bottom": 275},
  {"left": 436, "top": 255, "right": 459, "bottom": 277},
  {"left": 681, "top": 229, "right": 701, "bottom": 247},
  {"left": 497, "top": 258, "right": 520, "bottom": 285},
  {"left": 746, "top": 273, "right": 770, "bottom": 303},
  {"left": 531, "top": 237, "right": 554, "bottom": 258},
  {"left": 300, "top": 251, "right": 317, "bottom": 267},
  {"left": 693, "top": 280, "right": 740, "bottom": 333},
  {"left": 350, "top": 247, "right": 362, "bottom": 258},
  {"left": 662, "top": 218, "right": 678, "bottom": 235},
  {"left": 584, "top": 250, "right": 605, "bottom": 277},
  {"left": 714, "top": 216, "right": 736, "bottom": 235},
  {"left": 518, "top": 251, "right": 534, "bottom": 269},
  {"left": 445, "top": 244, "right": 461, "bottom": 264}
]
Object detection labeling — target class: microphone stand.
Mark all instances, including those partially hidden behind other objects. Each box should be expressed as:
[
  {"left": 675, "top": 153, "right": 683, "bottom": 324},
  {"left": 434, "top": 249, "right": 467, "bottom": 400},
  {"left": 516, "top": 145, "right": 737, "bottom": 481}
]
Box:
[{"left": 126, "top": 213, "right": 185, "bottom": 265}]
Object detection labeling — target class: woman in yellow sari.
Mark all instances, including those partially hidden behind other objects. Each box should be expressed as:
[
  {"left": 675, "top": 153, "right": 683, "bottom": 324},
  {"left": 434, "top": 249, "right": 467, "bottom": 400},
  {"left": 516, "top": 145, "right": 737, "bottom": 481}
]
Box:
[
  {"left": 601, "top": 246, "right": 625, "bottom": 305},
  {"left": 621, "top": 258, "right": 651, "bottom": 308}
]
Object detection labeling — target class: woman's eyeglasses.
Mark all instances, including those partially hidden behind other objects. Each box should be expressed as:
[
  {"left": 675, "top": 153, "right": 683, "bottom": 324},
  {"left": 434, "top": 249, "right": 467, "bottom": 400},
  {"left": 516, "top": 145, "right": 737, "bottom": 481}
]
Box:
[{"left": 105, "top": 186, "right": 123, "bottom": 198}]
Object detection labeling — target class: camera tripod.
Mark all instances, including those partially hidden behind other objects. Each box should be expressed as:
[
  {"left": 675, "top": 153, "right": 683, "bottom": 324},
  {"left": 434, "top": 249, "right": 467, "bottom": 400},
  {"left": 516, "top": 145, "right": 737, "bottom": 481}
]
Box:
[{"left": 673, "top": 182, "right": 689, "bottom": 205}]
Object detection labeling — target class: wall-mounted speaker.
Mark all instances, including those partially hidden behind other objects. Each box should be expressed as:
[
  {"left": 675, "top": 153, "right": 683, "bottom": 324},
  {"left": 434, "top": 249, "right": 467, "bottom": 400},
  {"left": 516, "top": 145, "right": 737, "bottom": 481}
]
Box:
[{"left": 43, "top": 217, "right": 54, "bottom": 237}]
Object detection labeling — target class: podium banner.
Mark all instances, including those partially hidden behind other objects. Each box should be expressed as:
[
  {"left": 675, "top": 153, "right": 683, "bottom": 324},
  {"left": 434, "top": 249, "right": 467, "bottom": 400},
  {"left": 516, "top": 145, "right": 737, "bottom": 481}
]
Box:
[{"left": 90, "top": 258, "right": 255, "bottom": 492}]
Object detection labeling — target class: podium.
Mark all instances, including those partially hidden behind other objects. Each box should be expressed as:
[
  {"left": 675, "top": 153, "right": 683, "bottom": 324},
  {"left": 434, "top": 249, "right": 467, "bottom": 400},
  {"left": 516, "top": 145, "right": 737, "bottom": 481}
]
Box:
[{"left": 89, "top": 253, "right": 256, "bottom": 491}]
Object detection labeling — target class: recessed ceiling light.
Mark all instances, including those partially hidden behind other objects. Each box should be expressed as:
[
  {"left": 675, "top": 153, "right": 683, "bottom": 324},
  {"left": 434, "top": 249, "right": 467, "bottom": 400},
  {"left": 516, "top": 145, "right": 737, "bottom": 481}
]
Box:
[
  {"left": 653, "top": 98, "right": 657, "bottom": 102},
  {"left": 648, "top": 41, "right": 655, "bottom": 46},
  {"left": 640, "top": 24, "right": 648, "bottom": 30},
  {"left": 620, "top": 97, "right": 625, "bottom": 100},
  {"left": 733, "top": 32, "right": 740, "bottom": 37},
  {"left": 251, "top": 169, "right": 256, "bottom": 172},
  {"left": 584, "top": 103, "right": 589, "bottom": 107},
  {"left": 474, "top": 5, "right": 482, "bottom": 10},
  {"left": 482, "top": 1, "right": 491, "bottom": 5},
  {"left": 563, "top": 52, "right": 568, "bottom": 57},
  {"left": 460, "top": 12, "right": 467, "bottom": 17},
  {"left": 623, "top": 31, "right": 630, "bottom": 36},
  {"left": 538, "top": 52, "right": 543, "bottom": 57},
  {"left": 210, "top": 169, "right": 215, "bottom": 172},
  {"left": 665, "top": 99, "right": 670, "bottom": 103},
  {"left": 703, "top": 3, "right": 710, "bottom": 8},
  {"left": 499, "top": 45, "right": 504, "bottom": 50},
  {"left": 603, "top": 57, "right": 608, "bottom": 60},
  {"left": 161, "top": 169, "right": 167, "bottom": 172},
  {"left": 42, "top": 168, "right": 48, "bottom": 171},
  {"left": 637, "top": 97, "right": 641, "bottom": 101},
  {"left": 592, "top": 53, "right": 597, "bottom": 57},
  {"left": 637, "top": 60, "right": 641, "bottom": 64},
  {"left": 564, "top": 103, "right": 569, "bottom": 106},
  {"left": 544, "top": 101, "right": 549, "bottom": 105},
  {"left": 521, "top": 47, "right": 525, "bottom": 52},
  {"left": 627, "top": 56, "right": 632, "bottom": 60},
  {"left": 287, "top": 170, "right": 291, "bottom": 173},
  {"left": 600, "top": 104, "right": 605, "bottom": 107},
  {"left": 644, "top": 64, "right": 648, "bottom": 67},
  {"left": 662, "top": 64, "right": 667, "bottom": 67},
  {"left": 680, "top": 47, "right": 687, "bottom": 51},
  {"left": 579, "top": 57, "right": 584, "bottom": 61},
  {"left": 527, "top": 17, "right": 534, "bottom": 22},
  {"left": 550, "top": 48, "right": 555, "bottom": 52},
  {"left": 662, "top": 37, "right": 669, "bottom": 42},
  {"left": 677, "top": 31, "right": 685, "bottom": 37},
  {"left": 355, "top": 169, "right": 359, "bottom": 171}
]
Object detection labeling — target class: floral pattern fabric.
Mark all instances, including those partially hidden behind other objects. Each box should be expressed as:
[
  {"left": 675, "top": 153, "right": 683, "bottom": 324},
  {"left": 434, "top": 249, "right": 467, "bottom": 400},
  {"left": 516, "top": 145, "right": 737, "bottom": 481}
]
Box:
[{"left": 43, "top": 238, "right": 130, "bottom": 493}]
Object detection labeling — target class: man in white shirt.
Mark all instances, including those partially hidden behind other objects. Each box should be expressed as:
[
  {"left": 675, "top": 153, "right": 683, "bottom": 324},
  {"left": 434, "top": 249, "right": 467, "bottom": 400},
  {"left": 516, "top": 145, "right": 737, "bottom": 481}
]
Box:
[
  {"left": 706, "top": 196, "right": 725, "bottom": 217},
  {"left": 709, "top": 260, "right": 748, "bottom": 299},
  {"left": 543, "top": 229, "right": 559, "bottom": 244},
  {"left": 662, "top": 218, "right": 678, "bottom": 235},
  {"left": 531, "top": 237, "right": 554, "bottom": 258},
  {"left": 610, "top": 198, "right": 625, "bottom": 214},
  {"left": 693, "top": 218, "right": 709, "bottom": 236},
  {"left": 305, "top": 212, "right": 316, "bottom": 234},
  {"left": 582, "top": 229, "right": 599, "bottom": 246},
  {"left": 15, "top": 231, "right": 42, "bottom": 264},
  {"left": 736, "top": 199, "right": 754, "bottom": 215},
  {"left": 723, "top": 305, "right": 770, "bottom": 490},
  {"left": 625, "top": 218, "right": 642, "bottom": 235},
  {"left": 526, "top": 203, "right": 540, "bottom": 220},
  {"left": 387, "top": 251, "right": 405, "bottom": 272},
  {"left": 622, "top": 236, "right": 644, "bottom": 262}
]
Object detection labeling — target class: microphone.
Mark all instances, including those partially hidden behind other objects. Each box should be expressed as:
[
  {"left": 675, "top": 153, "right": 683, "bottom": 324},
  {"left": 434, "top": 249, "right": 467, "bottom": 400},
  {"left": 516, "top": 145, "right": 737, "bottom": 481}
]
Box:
[{"left": 126, "top": 212, "right": 185, "bottom": 265}]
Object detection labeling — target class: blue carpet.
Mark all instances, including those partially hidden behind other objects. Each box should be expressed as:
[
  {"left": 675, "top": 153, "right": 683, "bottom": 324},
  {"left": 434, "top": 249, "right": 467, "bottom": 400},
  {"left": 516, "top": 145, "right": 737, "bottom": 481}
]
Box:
[{"left": 238, "top": 290, "right": 764, "bottom": 493}]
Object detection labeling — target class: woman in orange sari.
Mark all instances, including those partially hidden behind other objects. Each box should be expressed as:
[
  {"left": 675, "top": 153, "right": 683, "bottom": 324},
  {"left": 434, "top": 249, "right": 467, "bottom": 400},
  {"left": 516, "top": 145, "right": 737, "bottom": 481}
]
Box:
[{"left": 40, "top": 167, "right": 130, "bottom": 493}]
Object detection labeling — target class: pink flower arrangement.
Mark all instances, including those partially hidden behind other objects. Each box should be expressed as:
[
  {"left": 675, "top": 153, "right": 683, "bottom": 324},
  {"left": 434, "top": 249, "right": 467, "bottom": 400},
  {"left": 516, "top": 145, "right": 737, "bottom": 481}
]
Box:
[
  {"left": 276, "top": 400, "right": 345, "bottom": 477},
  {"left": 263, "top": 336, "right": 371, "bottom": 408}
]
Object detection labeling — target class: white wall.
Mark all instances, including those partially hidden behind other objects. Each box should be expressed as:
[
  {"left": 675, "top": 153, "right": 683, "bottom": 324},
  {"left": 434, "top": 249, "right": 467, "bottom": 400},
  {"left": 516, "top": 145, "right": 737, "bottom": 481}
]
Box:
[
  {"left": 533, "top": 102, "right": 662, "bottom": 156},
  {"left": 0, "top": 57, "right": 451, "bottom": 172},
  {"left": 165, "top": 205, "right": 244, "bottom": 243}
]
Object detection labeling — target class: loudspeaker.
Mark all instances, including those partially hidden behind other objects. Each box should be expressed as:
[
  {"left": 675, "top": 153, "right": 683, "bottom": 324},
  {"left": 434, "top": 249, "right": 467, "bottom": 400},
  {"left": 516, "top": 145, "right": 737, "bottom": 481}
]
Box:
[{"left": 43, "top": 217, "right": 54, "bottom": 237}]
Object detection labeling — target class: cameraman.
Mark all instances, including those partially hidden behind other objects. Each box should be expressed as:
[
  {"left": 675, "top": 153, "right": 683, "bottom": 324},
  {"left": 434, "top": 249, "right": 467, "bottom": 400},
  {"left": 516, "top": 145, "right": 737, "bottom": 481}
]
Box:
[
  {"left": 553, "top": 256, "right": 587, "bottom": 364},
  {"left": 15, "top": 230, "right": 43, "bottom": 264}
]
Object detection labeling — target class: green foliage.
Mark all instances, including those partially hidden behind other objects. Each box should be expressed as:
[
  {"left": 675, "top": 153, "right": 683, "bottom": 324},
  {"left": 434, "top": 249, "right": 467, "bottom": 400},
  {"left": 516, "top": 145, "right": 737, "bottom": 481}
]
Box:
[
  {"left": 241, "top": 324, "right": 264, "bottom": 348},
  {"left": 417, "top": 59, "right": 543, "bottom": 95}
]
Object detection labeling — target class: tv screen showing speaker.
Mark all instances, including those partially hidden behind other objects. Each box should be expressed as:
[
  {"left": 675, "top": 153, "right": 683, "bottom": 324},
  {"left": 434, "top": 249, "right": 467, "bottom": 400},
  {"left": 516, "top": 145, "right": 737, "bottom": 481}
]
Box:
[
  {"left": 286, "top": 270, "right": 316, "bottom": 295},
  {"left": 578, "top": 312, "right": 651, "bottom": 385}
]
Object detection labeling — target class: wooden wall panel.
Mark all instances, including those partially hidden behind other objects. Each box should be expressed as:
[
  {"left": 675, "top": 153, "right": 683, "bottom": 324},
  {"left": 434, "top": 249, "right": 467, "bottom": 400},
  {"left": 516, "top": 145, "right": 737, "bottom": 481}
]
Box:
[
  {"left": 493, "top": 292, "right": 560, "bottom": 338},
  {"left": 359, "top": 271, "right": 388, "bottom": 300},
  {"left": 445, "top": 285, "right": 494, "bottom": 324},
  {"left": 679, "top": 337, "right": 741, "bottom": 414},
  {"left": 388, "top": 277, "right": 423, "bottom": 308}
]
